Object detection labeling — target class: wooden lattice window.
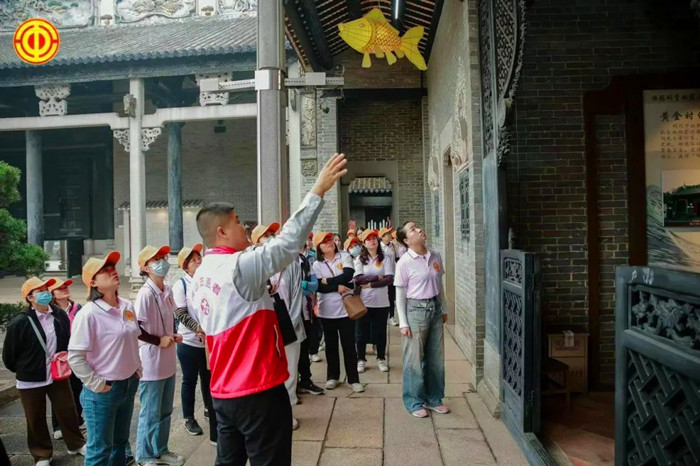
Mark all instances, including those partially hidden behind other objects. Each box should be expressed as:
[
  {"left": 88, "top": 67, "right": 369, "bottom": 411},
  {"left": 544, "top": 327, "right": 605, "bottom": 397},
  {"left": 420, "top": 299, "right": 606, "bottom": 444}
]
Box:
[{"left": 459, "top": 170, "right": 470, "bottom": 242}]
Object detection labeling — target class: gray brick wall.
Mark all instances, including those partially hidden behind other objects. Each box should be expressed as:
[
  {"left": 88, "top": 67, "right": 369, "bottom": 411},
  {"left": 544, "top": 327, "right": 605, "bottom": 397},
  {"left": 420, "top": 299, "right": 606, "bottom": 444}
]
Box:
[
  {"left": 338, "top": 98, "right": 425, "bottom": 225},
  {"left": 507, "top": 0, "right": 698, "bottom": 387},
  {"left": 424, "top": 0, "right": 484, "bottom": 380}
]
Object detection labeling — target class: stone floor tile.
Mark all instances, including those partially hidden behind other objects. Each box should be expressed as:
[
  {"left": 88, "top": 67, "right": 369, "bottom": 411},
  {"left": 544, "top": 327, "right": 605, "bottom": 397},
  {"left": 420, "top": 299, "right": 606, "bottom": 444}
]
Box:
[
  {"left": 325, "top": 398, "right": 383, "bottom": 448},
  {"left": 292, "top": 440, "right": 323, "bottom": 466},
  {"left": 437, "top": 428, "right": 497, "bottom": 465},
  {"left": 318, "top": 447, "right": 382, "bottom": 466},
  {"left": 384, "top": 398, "right": 442, "bottom": 466},
  {"left": 445, "top": 334, "right": 466, "bottom": 361},
  {"left": 293, "top": 395, "right": 335, "bottom": 441},
  {"left": 466, "top": 393, "right": 528, "bottom": 465},
  {"left": 348, "top": 383, "right": 402, "bottom": 398},
  {"left": 445, "top": 360, "right": 472, "bottom": 384},
  {"left": 432, "top": 397, "right": 479, "bottom": 430},
  {"left": 444, "top": 383, "right": 476, "bottom": 397}
]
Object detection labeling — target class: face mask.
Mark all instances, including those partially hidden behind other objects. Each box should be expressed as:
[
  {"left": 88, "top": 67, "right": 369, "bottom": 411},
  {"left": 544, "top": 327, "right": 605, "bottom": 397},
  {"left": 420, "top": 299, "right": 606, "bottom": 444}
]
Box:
[
  {"left": 34, "top": 290, "right": 53, "bottom": 306},
  {"left": 151, "top": 259, "right": 171, "bottom": 277},
  {"left": 307, "top": 249, "right": 317, "bottom": 260},
  {"left": 349, "top": 245, "right": 362, "bottom": 258}
]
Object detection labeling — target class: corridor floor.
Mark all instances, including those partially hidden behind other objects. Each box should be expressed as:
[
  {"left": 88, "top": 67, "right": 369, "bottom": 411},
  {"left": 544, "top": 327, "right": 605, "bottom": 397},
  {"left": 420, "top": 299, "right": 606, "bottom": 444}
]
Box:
[{"left": 1, "top": 303, "right": 527, "bottom": 465}]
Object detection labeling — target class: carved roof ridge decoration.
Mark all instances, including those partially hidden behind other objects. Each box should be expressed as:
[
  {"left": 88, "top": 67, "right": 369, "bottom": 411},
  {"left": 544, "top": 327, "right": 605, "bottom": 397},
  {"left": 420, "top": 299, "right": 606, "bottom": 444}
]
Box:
[
  {"left": 348, "top": 176, "right": 393, "bottom": 194},
  {"left": 0, "top": 15, "right": 261, "bottom": 70},
  {"left": 0, "top": 0, "right": 94, "bottom": 31},
  {"left": 116, "top": 0, "right": 196, "bottom": 24},
  {"left": 119, "top": 199, "right": 204, "bottom": 210}
]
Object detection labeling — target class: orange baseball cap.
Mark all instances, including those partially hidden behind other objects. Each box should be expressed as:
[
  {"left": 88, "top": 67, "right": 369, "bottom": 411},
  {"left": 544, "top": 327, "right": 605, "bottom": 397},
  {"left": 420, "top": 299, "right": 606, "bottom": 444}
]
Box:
[
  {"left": 313, "top": 231, "right": 333, "bottom": 248},
  {"left": 343, "top": 237, "right": 360, "bottom": 250},
  {"left": 49, "top": 278, "right": 73, "bottom": 292},
  {"left": 138, "top": 245, "right": 171, "bottom": 268},
  {"left": 82, "top": 251, "right": 121, "bottom": 288},
  {"left": 251, "top": 222, "right": 280, "bottom": 245},
  {"left": 346, "top": 229, "right": 356, "bottom": 238},
  {"left": 21, "top": 277, "right": 57, "bottom": 299},
  {"left": 378, "top": 227, "right": 394, "bottom": 238},
  {"left": 177, "top": 243, "right": 203, "bottom": 269},
  {"left": 359, "top": 229, "right": 379, "bottom": 242}
]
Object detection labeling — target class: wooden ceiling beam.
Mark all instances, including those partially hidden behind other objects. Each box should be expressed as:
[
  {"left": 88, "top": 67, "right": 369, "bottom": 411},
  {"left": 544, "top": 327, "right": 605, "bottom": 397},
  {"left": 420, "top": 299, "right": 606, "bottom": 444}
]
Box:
[
  {"left": 346, "top": 0, "right": 363, "bottom": 20},
  {"left": 424, "top": 0, "right": 444, "bottom": 65},
  {"left": 292, "top": 0, "right": 334, "bottom": 70},
  {"left": 284, "top": 1, "right": 325, "bottom": 71}
]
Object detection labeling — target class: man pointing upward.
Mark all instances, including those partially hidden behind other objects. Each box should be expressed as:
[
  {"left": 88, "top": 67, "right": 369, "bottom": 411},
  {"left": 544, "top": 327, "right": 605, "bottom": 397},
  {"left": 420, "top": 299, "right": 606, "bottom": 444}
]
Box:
[{"left": 192, "top": 153, "right": 347, "bottom": 466}]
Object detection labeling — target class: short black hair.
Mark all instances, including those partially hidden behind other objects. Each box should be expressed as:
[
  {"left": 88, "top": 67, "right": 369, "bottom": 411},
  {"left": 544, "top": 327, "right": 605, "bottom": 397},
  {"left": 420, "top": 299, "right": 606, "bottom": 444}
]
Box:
[
  {"left": 197, "top": 202, "right": 236, "bottom": 247},
  {"left": 397, "top": 221, "right": 412, "bottom": 246}
]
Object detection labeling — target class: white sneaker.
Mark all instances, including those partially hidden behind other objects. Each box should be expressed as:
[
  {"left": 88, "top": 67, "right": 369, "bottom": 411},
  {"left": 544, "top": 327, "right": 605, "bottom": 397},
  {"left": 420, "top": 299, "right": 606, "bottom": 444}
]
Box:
[
  {"left": 311, "top": 354, "right": 322, "bottom": 363},
  {"left": 325, "top": 379, "right": 338, "bottom": 390},
  {"left": 67, "top": 445, "right": 86, "bottom": 456},
  {"left": 388, "top": 317, "right": 399, "bottom": 327},
  {"left": 36, "top": 460, "right": 51, "bottom": 466},
  {"left": 53, "top": 430, "right": 62, "bottom": 440},
  {"left": 357, "top": 360, "right": 366, "bottom": 373},
  {"left": 156, "top": 452, "right": 185, "bottom": 465},
  {"left": 210, "top": 440, "right": 217, "bottom": 446},
  {"left": 292, "top": 417, "right": 299, "bottom": 430},
  {"left": 351, "top": 383, "right": 365, "bottom": 393},
  {"left": 377, "top": 359, "right": 389, "bottom": 372}
]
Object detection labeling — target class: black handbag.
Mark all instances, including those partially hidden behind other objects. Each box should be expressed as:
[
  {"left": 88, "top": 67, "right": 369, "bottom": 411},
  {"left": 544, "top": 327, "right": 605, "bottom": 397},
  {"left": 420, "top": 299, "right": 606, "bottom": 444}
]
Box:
[{"left": 268, "top": 274, "right": 298, "bottom": 346}]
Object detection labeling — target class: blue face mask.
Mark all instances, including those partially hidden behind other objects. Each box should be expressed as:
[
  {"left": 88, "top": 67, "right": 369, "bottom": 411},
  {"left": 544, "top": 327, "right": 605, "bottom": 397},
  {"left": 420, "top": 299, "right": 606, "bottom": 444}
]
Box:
[
  {"left": 34, "top": 290, "right": 53, "bottom": 306},
  {"left": 349, "top": 245, "right": 362, "bottom": 258},
  {"left": 151, "top": 259, "right": 171, "bottom": 277}
]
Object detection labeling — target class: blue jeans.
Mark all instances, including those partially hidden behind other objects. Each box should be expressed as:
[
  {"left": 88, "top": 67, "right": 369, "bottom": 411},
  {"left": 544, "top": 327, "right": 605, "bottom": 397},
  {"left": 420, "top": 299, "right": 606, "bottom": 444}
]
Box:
[
  {"left": 80, "top": 374, "right": 139, "bottom": 466},
  {"left": 136, "top": 375, "right": 176, "bottom": 462},
  {"left": 402, "top": 298, "right": 445, "bottom": 412}
]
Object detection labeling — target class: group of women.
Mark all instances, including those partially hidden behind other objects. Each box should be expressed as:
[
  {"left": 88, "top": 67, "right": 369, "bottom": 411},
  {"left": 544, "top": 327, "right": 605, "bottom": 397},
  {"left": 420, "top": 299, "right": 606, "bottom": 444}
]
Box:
[
  {"left": 3, "top": 218, "right": 451, "bottom": 465},
  {"left": 3, "top": 243, "right": 209, "bottom": 466}
]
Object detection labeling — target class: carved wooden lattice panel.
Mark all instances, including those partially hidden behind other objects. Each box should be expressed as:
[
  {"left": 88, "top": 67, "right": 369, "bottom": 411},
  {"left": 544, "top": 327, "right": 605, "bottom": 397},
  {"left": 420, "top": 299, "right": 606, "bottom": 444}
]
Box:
[
  {"left": 615, "top": 267, "right": 700, "bottom": 466},
  {"left": 501, "top": 250, "right": 541, "bottom": 434}
]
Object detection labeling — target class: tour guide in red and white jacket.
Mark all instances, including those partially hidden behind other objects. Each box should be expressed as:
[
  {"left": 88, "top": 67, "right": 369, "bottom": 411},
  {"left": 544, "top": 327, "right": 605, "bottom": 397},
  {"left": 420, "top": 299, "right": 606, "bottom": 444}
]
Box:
[{"left": 191, "top": 153, "right": 347, "bottom": 466}]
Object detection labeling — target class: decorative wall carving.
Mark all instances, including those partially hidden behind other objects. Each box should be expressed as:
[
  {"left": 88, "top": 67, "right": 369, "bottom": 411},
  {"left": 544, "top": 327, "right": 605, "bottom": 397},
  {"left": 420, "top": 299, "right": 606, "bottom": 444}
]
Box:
[
  {"left": 116, "top": 0, "right": 195, "bottom": 23},
  {"left": 219, "top": 0, "right": 257, "bottom": 16},
  {"left": 301, "top": 160, "right": 317, "bottom": 177},
  {"left": 452, "top": 58, "right": 471, "bottom": 168},
  {"left": 35, "top": 84, "right": 70, "bottom": 117},
  {"left": 630, "top": 289, "right": 700, "bottom": 350},
  {"left": 301, "top": 94, "right": 317, "bottom": 148},
  {"left": 478, "top": 0, "right": 526, "bottom": 166},
  {"left": 504, "top": 257, "right": 523, "bottom": 285},
  {"left": 0, "top": 0, "right": 93, "bottom": 30},
  {"left": 113, "top": 127, "right": 163, "bottom": 152},
  {"left": 196, "top": 73, "right": 231, "bottom": 107},
  {"left": 428, "top": 129, "right": 440, "bottom": 191}
]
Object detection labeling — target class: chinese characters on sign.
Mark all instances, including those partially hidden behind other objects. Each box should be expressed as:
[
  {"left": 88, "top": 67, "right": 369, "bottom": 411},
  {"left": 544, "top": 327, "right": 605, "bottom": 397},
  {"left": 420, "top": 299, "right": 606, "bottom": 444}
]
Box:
[{"left": 652, "top": 92, "right": 700, "bottom": 159}]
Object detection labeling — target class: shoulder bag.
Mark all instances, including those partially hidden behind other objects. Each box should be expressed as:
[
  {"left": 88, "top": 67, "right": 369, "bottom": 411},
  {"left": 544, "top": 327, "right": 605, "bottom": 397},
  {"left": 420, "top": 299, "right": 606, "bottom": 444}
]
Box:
[
  {"left": 323, "top": 263, "right": 367, "bottom": 320},
  {"left": 268, "top": 273, "right": 298, "bottom": 346},
  {"left": 27, "top": 314, "right": 71, "bottom": 381}
]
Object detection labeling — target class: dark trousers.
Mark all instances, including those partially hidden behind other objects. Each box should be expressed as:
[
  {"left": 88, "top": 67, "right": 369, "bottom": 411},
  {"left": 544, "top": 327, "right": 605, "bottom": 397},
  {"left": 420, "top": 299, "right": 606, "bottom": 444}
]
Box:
[
  {"left": 298, "top": 320, "right": 313, "bottom": 386},
  {"left": 319, "top": 317, "right": 359, "bottom": 384},
  {"left": 307, "top": 317, "right": 322, "bottom": 356},
  {"left": 19, "top": 379, "right": 86, "bottom": 461},
  {"left": 177, "top": 343, "right": 218, "bottom": 442},
  {"left": 52, "top": 373, "right": 83, "bottom": 431},
  {"left": 388, "top": 285, "right": 396, "bottom": 319},
  {"left": 356, "top": 306, "right": 389, "bottom": 361},
  {"left": 212, "top": 384, "right": 292, "bottom": 466}
]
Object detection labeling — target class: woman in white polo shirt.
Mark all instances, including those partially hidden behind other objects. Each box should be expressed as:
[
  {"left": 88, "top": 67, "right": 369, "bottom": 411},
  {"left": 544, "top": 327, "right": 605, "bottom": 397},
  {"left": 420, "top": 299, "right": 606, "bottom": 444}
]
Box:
[
  {"left": 134, "top": 245, "right": 184, "bottom": 466},
  {"left": 394, "top": 222, "right": 450, "bottom": 418},
  {"left": 354, "top": 230, "right": 394, "bottom": 374},
  {"left": 173, "top": 243, "right": 218, "bottom": 444},
  {"left": 311, "top": 232, "right": 364, "bottom": 393},
  {"left": 68, "top": 252, "right": 141, "bottom": 466}
]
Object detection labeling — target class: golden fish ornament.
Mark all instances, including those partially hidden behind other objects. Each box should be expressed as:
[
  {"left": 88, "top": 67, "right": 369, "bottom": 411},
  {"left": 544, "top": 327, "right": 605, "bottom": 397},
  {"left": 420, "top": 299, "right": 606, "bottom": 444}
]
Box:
[{"left": 338, "top": 8, "right": 427, "bottom": 70}]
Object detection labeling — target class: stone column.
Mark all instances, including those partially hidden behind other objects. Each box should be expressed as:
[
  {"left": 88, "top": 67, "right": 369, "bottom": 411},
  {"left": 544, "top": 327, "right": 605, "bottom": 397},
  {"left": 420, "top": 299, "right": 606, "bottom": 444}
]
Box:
[
  {"left": 129, "top": 78, "right": 146, "bottom": 296},
  {"left": 25, "top": 130, "right": 43, "bottom": 246},
  {"left": 167, "top": 122, "right": 183, "bottom": 254}
]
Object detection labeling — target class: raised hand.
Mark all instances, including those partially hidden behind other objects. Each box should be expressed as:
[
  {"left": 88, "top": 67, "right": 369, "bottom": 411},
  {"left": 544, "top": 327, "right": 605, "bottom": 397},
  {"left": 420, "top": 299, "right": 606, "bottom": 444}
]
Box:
[{"left": 311, "top": 153, "right": 348, "bottom": 198}]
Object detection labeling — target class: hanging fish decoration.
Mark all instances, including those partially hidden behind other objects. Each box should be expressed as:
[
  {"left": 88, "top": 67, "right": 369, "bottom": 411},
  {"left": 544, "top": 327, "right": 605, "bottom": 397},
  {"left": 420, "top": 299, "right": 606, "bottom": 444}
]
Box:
[{"left": 338, "top": 8, "right": 427, "bottom": 70}]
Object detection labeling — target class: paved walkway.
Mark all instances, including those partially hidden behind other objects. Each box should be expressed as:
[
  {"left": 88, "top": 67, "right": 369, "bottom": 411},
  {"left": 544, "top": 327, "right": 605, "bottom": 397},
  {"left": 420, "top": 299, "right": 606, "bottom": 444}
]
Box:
[{"left": 0, "top": 275, "right": 527, "bottom": 465}]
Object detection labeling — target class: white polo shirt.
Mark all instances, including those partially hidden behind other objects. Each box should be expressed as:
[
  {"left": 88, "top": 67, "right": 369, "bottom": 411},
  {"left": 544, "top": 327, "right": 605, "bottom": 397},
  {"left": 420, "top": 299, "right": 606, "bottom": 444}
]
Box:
[
  {"left": 354, "top": 254, "right": 395, "bottom": 308},
  {"left": 134, "top": 279, "right": 177, "bottom": 381},
  {"left": 172, "top": 274, "right": 204, "bottom": 348},
  {"left": 312, "top": 252, "right": 354, "bottom": 319},
  {"left": 68, "top": 297, "right": 141, "bottom": 382}
]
